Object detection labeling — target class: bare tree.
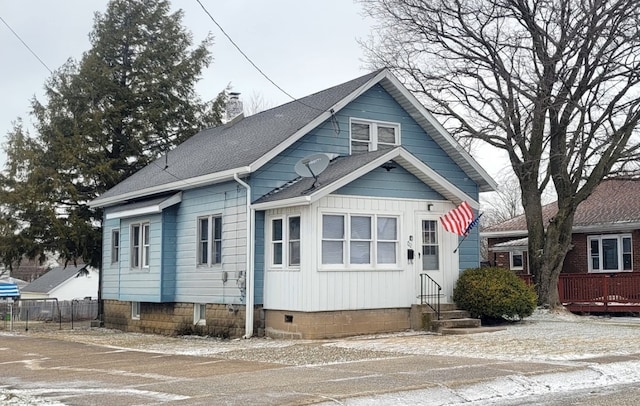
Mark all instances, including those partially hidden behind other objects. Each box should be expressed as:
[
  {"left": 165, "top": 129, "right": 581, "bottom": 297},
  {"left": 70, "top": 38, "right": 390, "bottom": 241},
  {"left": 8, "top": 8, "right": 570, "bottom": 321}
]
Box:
[
  {"left": 361, "top": 0, "right": 640, "bottom": 306},
  {"left": 245, "top": 91, "right": 275, "bottom": 116}
]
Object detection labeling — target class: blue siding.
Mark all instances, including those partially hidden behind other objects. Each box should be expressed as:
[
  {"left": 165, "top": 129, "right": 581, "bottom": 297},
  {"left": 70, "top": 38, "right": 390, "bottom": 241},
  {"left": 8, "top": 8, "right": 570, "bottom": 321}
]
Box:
[
  {"left": 337, "top": 166, "right": 445, "bottom": 200},
  {"left": 253, "top": 210, "right": 265, "bottom": 304},
  {"left": 172, "top": 182, "right": 246, "bottom": 304},
  {"left": 119, "top": 214, "right": 162, "bottom": 302},
  {"left": 161, "top": 206, "right": 178, "bottom": 301},
  {"left": 101, "top": 216, "right": 120, "bottom": 300},
  {"left": 457, "top": 227, "right": 481, "bottom": 271},
  {"left": 251, "top": 84, "right": 479, "bottom": 202}
]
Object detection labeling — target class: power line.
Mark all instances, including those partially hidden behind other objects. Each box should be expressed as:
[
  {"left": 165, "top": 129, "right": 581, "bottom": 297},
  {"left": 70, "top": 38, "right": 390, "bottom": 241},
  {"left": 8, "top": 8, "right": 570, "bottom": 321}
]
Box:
[
  {"left": 0, "top": 14, "right": 52, "bottom": 74},
  {"left": 194, "top": 0, "right": 325, "bottom": 113}
]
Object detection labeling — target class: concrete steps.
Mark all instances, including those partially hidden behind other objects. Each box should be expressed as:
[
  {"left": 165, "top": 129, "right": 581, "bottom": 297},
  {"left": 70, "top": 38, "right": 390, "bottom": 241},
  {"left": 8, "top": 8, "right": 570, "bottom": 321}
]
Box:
[{"left": 410, "top": 304, "right": 505, "bottom": 335}]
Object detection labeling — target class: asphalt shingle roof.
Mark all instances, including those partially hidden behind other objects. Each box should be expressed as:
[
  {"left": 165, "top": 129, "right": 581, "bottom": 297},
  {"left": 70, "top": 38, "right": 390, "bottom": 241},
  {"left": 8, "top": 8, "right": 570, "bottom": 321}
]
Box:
[
  {"left": 484, "top": 178, "right": 640, "bottom": 234},
  {"left": 96, "top": 70, "right": 383, "bottom": 203},
  {"left": 22, "top": 265, "right": 87, "bottom": 294},
  {"left": 254, "top": 148, "right": 393, "bottom": 204}
]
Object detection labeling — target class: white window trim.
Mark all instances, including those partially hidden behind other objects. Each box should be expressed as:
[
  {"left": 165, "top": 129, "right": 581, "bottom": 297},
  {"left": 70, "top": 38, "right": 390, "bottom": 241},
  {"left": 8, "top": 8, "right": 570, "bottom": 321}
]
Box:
[
  {"left": 130, "top": 222, "right": 150, "bottom": 270},
  {"left": 266, "top": 214, "right": 301, "bottom": 271},
  {"left": 111, "top": 229, "right": 120, "bottom": 264},
  {"left": 193, "top": 303, "right": 206, "bottom": 326},
  {"left": 319, "top": 211, "right": 401, "bottom": 271},
  {"left": 349, "top": 118, "right": 400, "bottom": 154},
  {"left": 510, "top": 251, "right": 524, "bottom": 271},
  {"left": 588, "top": 234, "right": 633, "bottom": 273},
  {"left": 131, "top": 301, "right": 140, "bottom": 320},
  {"left": 197, "top": 214, "right": 223, "bottom": 267}
]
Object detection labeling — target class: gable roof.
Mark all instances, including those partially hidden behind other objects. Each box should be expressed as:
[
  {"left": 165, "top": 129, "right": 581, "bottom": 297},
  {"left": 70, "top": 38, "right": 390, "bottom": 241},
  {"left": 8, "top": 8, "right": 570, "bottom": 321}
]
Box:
[
  {"left": 91, "top": 69, "right": 496, "bottom": 208},
  {"left": 483, "top": 178, "right": 640, "bottom": 237},
  {"left": 253, "top": 147, "right": 478, "bottom": 210},
  {"left": 22, "top": 265, "right": 87, "bottom": 294}
]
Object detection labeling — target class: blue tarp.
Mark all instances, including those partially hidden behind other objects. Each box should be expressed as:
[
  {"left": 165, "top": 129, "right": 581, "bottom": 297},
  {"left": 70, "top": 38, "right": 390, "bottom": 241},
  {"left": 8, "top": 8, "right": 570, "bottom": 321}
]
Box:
[{"left": 0, "top": 282, "right": 20, "bottom": 298}]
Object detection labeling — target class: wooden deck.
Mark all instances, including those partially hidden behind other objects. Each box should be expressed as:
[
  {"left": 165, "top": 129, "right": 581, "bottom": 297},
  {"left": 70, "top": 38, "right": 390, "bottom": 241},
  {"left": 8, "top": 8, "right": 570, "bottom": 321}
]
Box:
[{"left": 520, "top": 273, "right": 640, "bottom": 313}]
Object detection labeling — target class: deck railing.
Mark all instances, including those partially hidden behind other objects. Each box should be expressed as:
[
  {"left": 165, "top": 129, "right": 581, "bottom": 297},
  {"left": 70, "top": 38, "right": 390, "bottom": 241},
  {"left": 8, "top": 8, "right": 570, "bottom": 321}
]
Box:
[{"left": 520, "top": 273, "right": 640, "bottom": 312}]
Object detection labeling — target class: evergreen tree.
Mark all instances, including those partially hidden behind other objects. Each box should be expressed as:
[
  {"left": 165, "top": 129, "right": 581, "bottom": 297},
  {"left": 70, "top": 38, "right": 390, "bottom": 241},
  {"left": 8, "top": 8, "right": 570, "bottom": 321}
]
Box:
[{"left": 1, "top": 0, "right": 225, "bottom": 269}]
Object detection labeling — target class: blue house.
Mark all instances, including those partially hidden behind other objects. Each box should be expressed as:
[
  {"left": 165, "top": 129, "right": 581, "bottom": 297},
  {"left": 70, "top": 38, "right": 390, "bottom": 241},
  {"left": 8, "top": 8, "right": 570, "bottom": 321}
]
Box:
[{"left": 90, "top": 69, "right": 496, "bottom": 339}]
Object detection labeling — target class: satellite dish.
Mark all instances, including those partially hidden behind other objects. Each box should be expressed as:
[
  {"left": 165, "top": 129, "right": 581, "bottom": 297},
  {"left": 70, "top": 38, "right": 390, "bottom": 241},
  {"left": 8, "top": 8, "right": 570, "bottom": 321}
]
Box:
[{"left": 294, "top": 153, "right": 330, "bottom": 179}]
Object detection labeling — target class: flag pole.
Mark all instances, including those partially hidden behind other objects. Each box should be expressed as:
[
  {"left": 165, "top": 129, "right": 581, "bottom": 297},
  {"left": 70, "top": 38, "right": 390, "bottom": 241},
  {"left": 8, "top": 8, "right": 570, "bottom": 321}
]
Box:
[{"left": 453, "top": 212, "right": 483, "bottom": 253}]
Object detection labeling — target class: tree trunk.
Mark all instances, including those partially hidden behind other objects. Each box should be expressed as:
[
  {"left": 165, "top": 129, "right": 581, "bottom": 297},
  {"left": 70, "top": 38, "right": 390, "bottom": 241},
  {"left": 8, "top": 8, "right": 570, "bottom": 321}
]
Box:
[{"left": 531, "top": 202, "right": 576, "bottom": 307}]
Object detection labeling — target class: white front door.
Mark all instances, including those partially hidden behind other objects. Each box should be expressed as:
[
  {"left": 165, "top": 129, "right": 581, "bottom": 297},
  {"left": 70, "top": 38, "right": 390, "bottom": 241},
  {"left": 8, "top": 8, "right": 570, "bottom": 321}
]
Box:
[{"left": 415, "top": 215, "right": 450, "bottom": 303}]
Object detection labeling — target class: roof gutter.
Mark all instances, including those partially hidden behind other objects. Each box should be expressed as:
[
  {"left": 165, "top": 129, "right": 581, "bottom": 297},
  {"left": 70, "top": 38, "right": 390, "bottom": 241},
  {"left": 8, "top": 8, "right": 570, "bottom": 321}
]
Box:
[{"left": 234, "top": 173, "right": 254, "bottom": 339}]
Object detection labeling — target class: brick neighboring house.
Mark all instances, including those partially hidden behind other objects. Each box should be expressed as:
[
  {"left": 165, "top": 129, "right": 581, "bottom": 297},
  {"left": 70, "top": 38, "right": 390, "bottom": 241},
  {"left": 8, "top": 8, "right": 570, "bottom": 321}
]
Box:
[{"left": 483, "top": 178, "right": 640, "bottom": 276}]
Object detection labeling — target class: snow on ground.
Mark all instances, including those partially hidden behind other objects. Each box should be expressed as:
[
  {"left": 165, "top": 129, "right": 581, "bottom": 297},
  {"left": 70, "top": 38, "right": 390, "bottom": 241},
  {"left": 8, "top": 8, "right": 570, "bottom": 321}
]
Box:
[
  {"left": 3, "top": 309, "right": 640, "bottom": 405},
  {"left": 328, "top": 309, "right": 640, "bottom": 362}
]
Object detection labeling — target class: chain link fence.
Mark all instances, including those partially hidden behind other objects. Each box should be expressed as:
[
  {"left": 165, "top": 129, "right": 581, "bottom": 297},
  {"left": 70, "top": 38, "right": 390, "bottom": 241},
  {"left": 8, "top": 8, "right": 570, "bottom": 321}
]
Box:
[{"left": 0, "top": 299, "right": 98, "bottom": 331}]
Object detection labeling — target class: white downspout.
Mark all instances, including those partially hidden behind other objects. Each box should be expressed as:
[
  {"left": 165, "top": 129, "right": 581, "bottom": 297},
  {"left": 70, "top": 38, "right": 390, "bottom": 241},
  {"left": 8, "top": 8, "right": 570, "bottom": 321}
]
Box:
[{"left": 234, "top": 173, "right": 254, "bottom": 338}]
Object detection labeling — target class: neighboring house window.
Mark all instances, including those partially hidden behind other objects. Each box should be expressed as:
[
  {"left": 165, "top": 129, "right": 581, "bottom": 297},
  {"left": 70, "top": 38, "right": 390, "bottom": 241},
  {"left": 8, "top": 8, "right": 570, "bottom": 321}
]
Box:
[
  {"left": 131, "top": 223, "right": 150, "bottom": 269},
  {"left": 131, "top": 302, "right": 140, "bottom": 320},
  {"left": 270, "top": 216, "right": 301, "bottom": 268},
  {"left": 321, "top": 214, "right": 399, "bottom": 268},
  {"left": 111, "top": 229, "right": 120, "bottom": 264},
  {"left": 510, "top": 251, "right": 524, "bottom": 271},
  {"left": 194, "top": 303, "right": 206, "bottom": 326},
  {"left": 350, "top": 119, "right": 400, "bottom": 154},
  {"left": 588, "top": 234, "right": 632, "bottom": 272},
  {"left": 421, "top": 220, "right": 439, "bottom": 271},
  {"left": 197, "top": 215, "right": 222, "bottom": 266}
]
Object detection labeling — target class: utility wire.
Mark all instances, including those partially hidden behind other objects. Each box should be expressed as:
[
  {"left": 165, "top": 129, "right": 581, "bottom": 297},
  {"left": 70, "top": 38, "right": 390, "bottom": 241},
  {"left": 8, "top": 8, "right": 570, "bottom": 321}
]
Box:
[
  {"left": 194, "top": 0, "right": 327, "bottom": 114},
  {"left": 0, "top": 14, "right": 52, "bottom": 74}
]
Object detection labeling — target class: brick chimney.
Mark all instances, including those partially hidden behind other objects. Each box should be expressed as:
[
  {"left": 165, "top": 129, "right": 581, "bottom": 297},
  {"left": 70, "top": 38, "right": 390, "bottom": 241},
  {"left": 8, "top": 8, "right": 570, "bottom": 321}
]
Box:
[{"left": 225, "top": 92, "right": 244, "bottom": 123}]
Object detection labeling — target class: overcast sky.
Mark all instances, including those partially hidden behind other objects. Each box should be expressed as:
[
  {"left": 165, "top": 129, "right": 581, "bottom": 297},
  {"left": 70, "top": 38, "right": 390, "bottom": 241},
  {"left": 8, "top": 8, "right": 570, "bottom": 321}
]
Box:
[
  {"left": 1, "top": 1, "right": 373, "bottom": 156},
  {"left": 0, "top": 0, "right": 508, "bottom": 180}
]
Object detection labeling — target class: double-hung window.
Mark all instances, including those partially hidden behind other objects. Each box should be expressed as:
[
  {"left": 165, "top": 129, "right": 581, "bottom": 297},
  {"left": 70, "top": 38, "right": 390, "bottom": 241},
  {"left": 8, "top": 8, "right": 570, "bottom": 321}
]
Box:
[
  {"left": 198, "top": 215, "right": 222, "bottom": 266},
  {"left": 588, "top": 234, "right": 632, "bottom": 272},
  {"left": 111, "top": 229, "right": 120, "bottom": 264},
  {"left": 271, "top": 216, "right": 300, "bottom": 268},
  {"left": 321, "top": 213, "right": 398, "bottom": 268},
  {"left": 131, "top": 222, "right": 150, "bottom": 269},
  {"left": 350, "top": 119, "right": 400, "bottom": 154}
]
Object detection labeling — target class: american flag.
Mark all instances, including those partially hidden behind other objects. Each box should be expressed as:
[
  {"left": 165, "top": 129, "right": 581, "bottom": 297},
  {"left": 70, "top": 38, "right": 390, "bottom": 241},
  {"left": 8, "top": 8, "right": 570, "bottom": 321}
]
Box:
[{"left": 440, "top": 201, "right": 474, "bottom": 236}]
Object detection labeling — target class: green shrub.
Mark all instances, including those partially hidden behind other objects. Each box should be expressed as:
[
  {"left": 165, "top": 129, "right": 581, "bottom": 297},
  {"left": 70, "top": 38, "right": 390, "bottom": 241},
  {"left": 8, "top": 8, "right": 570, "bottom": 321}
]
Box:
[{"left": 453, "top": 267, "right": 537, "bottom": 321}]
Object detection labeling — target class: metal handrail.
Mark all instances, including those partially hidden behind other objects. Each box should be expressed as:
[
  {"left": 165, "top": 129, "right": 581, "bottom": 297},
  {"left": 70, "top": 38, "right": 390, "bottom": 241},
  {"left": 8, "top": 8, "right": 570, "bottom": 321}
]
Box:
[{"left": 419, "top": 273, "right": 442, "bottom": 320}]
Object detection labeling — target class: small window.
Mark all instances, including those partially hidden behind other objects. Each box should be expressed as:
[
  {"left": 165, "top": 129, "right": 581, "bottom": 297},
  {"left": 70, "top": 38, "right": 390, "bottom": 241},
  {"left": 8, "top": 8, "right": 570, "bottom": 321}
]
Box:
[
  {"left": 510, "top": 251, "right": 524, "bottom": 271},
  {"left": 130, "top": 222, "right": 150, "bottom": 269},
  {"left": 131, "top": 302, "right": 140, "bottom": 320},
  {"left": 270, "top": 216, "right": 301, "bottom": 268},
  {"left": 350, "top": 119, "right": 400, "bottom": 154},
  {"left": 111, "top": 229, "right": 120, "bottom": 264},
  {"left": 197, "top": 215, "right": 222, "bottom": 266},
  {"left": 194, "top": 303, "right": 206, "bottom": 326}
]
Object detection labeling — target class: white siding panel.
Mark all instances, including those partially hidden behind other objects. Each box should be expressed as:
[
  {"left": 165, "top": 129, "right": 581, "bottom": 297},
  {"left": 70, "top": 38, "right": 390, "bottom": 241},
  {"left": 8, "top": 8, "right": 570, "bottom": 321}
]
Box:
[{"left": 263, "top": 195, "right": 462, "bottom": 312}]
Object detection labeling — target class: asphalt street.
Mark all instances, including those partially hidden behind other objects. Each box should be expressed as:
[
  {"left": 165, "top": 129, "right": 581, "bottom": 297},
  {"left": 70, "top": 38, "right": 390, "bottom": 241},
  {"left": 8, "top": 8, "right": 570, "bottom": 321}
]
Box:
[{"left": 3, "top": 333, "right": 636, "bottom": 405}]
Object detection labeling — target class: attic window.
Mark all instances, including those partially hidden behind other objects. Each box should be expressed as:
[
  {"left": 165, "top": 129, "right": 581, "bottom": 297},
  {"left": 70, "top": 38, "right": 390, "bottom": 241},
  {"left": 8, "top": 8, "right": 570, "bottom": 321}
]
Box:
[{"left": 350, "top": 119, "right": 400, "bottom": 154}]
